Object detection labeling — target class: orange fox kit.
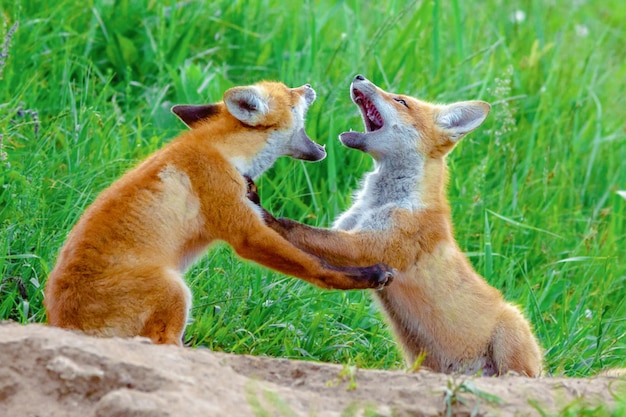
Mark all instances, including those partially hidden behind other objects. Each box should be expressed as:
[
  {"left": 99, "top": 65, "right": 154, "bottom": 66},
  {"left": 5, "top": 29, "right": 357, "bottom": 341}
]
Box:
[
  {"left": 258, "top": 75, "right": 543, "bottom": 376},
  {"left": 44, "top": 81, "right": 393, "bottom": 346}
]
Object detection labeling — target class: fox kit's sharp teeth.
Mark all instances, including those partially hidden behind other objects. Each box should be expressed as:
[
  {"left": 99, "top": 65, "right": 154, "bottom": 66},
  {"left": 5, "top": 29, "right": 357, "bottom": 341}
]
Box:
[{"left": 355, "top": 93, "right": 383, "bottom": 132}]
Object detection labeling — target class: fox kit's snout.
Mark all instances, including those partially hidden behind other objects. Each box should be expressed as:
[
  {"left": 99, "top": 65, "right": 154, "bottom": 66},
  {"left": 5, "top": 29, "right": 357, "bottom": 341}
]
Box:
[
  {"left": 340, "top": 75, "right": 491, "bottom": 160},
  {"left": 44, "top": 80, "right": 394, "bottom": 346},
  {"left": 259, "top": 75, "right": 543, "bottom": 376},
  {"left": 172, "top": 82, "right": 325, "bottom": 171}
]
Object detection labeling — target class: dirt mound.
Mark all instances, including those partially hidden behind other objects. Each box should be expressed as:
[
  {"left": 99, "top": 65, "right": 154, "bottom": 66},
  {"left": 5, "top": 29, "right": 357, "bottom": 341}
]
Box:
[{"left": 0, "top": 321, "right": 622, "bottom": 416}]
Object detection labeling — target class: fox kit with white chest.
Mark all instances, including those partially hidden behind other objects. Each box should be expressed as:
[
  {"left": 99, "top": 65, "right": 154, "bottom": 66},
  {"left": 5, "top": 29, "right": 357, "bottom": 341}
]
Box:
[
  {"left": 258, "top": 75, "right": 543, "bottom": 376},
  {"left": 44, "top": 81, "right": 393, "bottom": 346}
]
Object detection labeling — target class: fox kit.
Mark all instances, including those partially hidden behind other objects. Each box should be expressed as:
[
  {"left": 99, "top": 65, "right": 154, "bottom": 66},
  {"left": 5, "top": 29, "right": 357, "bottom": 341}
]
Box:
[
  {"left": 44, "top": 81, "right": 393, "bottom": 346},
  {"left": 257, "top": 75, "right": 543, "bottom": 376}
]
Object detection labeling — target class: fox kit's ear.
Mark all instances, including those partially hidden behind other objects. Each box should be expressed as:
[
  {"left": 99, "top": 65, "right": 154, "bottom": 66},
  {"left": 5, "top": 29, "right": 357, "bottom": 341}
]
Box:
[
  {"left": 436, "top": 101, "right": 491, "bottom": 142},
  {"left": 171, "top": 104, "right": 220, "bottom": 128},
  {"left": 224, "top": 86, "right": 270, "bottom": 126}
]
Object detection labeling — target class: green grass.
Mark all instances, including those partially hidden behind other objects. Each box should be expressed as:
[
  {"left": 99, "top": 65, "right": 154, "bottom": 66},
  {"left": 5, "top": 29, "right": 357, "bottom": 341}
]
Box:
[{"left": 1, "top": 0, "right": 624, "bottom": 377}]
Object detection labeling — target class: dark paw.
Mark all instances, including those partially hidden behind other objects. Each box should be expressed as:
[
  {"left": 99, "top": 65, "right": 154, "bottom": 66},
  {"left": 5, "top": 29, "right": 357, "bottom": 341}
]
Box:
[
  {"left": 263, "top": 209, "right": 278, "bottom": 225},
  {"left": 244, "top": 175, "right": 260, "bottom": 205},
  {"left": 364, "top": 264, "right": 395, "bottom": 289}
]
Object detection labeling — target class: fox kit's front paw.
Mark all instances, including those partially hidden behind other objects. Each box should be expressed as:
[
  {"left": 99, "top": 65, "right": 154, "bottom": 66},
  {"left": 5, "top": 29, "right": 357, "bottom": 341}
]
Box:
[
  {"left": 244, "top": 175, "right": 260, "bottom": 205},
  {"left": 244, "top": 175, "right": 277, "bottom": 225},
  {"left": 363, "top": 264, "right": 395, "bottom": 289},
  {"left": 328, "top": 263, "right": 395, "bottom": 290}
]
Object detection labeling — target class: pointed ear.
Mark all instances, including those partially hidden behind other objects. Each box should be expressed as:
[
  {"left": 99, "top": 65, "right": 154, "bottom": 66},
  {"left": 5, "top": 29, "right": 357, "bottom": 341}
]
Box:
[
  {"left": 436, "top": 101, "right": 491, "bottom": 142},
  {"left": 171, "top": 104, "right": 220, "bottom": 128},
  {"left": 223, "top": 86, "right": 270, "bottom": 126}
]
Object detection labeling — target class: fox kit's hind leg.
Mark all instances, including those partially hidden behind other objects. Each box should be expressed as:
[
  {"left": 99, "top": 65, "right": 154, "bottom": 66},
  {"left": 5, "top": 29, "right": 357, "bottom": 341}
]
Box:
[
  {"left": 491, "top": 304, "right": 543, "bottom": 376},
  {"left": 139, "top": 268, "right": 191, "bottom": 346}
]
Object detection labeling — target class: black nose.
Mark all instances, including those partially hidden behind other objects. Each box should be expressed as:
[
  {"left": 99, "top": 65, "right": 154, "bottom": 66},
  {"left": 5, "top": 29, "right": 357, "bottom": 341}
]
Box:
[
  {"left": 304, "top": 83, "right": 311, "bottom": 88},
  {"left": 355, "top": 74, "right": 365, "bottom": 81}
]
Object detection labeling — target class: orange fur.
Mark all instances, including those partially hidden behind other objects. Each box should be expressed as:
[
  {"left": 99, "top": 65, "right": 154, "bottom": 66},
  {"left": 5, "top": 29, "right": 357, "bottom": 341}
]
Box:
[
  {"left": 258, "top": 76, "right": 543, "bottom": 376},
  {"left": 44, "top": 81, "right": 393, "bottom": 346}
]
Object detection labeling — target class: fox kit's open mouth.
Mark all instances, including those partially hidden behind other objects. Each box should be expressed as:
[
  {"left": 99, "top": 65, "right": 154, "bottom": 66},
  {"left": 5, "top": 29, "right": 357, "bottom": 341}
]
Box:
[
  {"left": 353, "top": 88, "right": 383, "bottom": 132},
  {"left": 339, "top": 75, "right": 386, "bottom": 152}
]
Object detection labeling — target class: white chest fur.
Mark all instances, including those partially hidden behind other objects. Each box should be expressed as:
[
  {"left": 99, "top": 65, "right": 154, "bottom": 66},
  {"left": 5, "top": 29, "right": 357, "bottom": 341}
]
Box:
[{"left": 333, "top": 157, "right": 425, "bottom": 232}]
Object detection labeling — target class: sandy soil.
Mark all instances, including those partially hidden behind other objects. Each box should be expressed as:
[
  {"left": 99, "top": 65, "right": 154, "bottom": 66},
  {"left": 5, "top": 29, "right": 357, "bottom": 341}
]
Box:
[{"left": 0, "top": 321, "right": 623, "bottom": 416}]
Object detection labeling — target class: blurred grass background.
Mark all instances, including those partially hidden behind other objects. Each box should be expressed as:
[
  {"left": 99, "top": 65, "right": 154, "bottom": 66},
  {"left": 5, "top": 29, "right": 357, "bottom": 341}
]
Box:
[{"left": 0, "top": 0, "right": 624, "bottom": 376}]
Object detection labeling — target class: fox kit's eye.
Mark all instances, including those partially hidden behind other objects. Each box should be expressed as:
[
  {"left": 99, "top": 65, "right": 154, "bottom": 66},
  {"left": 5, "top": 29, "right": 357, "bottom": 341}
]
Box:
[{"left": 394, "top": 98, "right": 409, "bottom": 108}]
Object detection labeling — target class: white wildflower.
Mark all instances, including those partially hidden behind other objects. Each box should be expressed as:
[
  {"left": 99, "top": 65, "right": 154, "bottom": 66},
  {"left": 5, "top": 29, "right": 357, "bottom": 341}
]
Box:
[
  {"left": 485, "top": 65, "right": 517, "bottom": 146},
  {"left": 575, "top": 24, "right": 589, "bottom": 38},
  {"left": 511, "top": 10, "right": 526, "bottom": 23}
]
